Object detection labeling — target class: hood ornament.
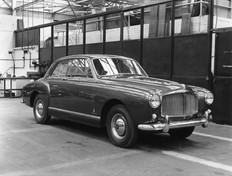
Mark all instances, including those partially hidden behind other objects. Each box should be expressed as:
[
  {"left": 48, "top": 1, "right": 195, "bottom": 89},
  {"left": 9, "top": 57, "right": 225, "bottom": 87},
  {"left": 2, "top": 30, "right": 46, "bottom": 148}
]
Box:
[{"left": 182, "top": 84, "right": 186, "bottom": 89}]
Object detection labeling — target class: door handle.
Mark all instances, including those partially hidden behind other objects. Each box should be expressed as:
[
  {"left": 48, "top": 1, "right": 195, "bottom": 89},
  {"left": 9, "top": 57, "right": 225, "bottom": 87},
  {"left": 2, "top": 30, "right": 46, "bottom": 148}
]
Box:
[{"left": 223, "top": 65, "right": 232, "bottom": 68}]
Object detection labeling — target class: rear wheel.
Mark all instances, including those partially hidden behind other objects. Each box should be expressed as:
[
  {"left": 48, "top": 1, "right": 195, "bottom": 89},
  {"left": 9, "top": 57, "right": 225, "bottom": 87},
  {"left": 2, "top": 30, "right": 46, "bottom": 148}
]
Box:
[
  {"left": 106, "top": 105, "right": 138, "bottom": 148},
  {"left": 33, "top": 95, "right": 51, "bottom": 124},
  {"left": 168, "top": 127, "right": 195, "bottom": 139}
]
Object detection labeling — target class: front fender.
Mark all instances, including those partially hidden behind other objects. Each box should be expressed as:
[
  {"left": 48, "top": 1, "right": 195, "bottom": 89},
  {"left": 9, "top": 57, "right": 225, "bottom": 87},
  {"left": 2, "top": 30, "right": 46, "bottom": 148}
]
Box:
[
  {"left": 97, "top": 87, "right": 154, "bottom": 127},
  {"left": 22, "top": 79, "right": 50, "bottom": 107}
]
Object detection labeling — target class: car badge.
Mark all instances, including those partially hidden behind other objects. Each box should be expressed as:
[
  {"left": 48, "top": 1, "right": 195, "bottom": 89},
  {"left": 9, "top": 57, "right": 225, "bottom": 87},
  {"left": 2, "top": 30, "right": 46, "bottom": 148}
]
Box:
[{"left": 182, "top": 84, "right": 186, "bottom": 89}]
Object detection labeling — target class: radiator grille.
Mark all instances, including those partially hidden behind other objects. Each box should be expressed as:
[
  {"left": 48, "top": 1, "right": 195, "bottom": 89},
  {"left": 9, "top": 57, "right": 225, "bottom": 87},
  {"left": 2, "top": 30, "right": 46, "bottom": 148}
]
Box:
[{"left": 162, "top": 93, "right": 198, "bottom": 116}]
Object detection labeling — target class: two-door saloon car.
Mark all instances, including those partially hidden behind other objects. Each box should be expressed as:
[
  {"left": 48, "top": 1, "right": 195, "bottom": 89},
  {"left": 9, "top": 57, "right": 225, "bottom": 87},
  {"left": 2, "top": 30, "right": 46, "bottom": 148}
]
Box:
[{"left": 22, "top": 54, "right": 214, "bottom": 148}]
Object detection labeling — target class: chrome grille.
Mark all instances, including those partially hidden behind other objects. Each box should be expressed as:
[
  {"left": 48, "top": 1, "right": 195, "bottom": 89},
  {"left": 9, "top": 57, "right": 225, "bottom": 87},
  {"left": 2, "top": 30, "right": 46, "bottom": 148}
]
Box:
[{"left": 162, "top": 93, "right": 198, "bottom": 116}]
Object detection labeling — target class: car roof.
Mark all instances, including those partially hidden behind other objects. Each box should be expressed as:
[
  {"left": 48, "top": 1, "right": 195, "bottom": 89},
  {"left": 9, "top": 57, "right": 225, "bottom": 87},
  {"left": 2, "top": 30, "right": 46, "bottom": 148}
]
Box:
[{"left": 55, "top": 54, "right": 133, "bottom": 62}]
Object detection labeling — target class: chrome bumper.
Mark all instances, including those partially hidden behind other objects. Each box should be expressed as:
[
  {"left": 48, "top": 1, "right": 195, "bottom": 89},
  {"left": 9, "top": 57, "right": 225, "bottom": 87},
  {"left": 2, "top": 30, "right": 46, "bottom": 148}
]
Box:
[{"left": 138, "top": 110, "right": 212, "bottom": 133}]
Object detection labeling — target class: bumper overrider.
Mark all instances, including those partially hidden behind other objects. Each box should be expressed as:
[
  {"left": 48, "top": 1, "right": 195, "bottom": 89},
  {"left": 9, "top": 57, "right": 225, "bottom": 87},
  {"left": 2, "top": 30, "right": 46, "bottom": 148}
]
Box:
[{"left": 138, "top": 109, "right": 212, "bottom": 132}]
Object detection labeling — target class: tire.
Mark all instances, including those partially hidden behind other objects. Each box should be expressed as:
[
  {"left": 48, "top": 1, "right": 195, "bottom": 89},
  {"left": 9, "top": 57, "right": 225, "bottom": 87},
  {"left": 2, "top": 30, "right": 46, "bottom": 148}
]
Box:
[
  {"left": 168, "top": 126, "right": 195, "bottom": 139},
  {"left": 106, "top": 105, "right": 138, "bottom": 148},
  {"left": 33, "top": 95, "right": 51, "bottom": 124}
]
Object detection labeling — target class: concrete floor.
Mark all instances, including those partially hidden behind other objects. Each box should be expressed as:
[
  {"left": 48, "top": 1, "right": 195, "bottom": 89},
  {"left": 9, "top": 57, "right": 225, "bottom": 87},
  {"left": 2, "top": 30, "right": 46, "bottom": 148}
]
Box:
[{"left": 0, "top": 98, "right": 232, "bottom": 176}]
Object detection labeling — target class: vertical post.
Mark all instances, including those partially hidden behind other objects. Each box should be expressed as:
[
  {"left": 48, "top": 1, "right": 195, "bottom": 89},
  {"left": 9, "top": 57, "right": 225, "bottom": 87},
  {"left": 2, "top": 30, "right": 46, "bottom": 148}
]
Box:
[
  {"left": 120, "top": 12, "right": 124, "bottom": 55},
  {"left": 4, "top": 79, "right": 6, "bottom": 97},
  {"left": 38, "top": 28, "right": 41, "bottom": 75},
  {"left": 140, "top": 7, "right": 144, "bottom": 66},
  {"left": 22, "top": 0, "right": 24, "bottom": 50},
  {"left": 83, "top": 19, "right": 86, "bottom": 54},
  {"left": 170, "top": 0, "right": 175, "bottom": 80},
  {"left": 200, "top": 0, "right": 203, "bottom": 16},
  {"left": 12, "top": 0, "right": 16, "bottom": 16},
  {"left": 199, "top": 0, "right": 203, "bottom": 32},
  {"left": 22, "top": 30, "right": 24, "bottom": 50},
  {"left": 27, "top": 29, "right": 29, "bottom": 49},
  {"left": 208, "top": 0, "right": 214, "bottom": 90},
  {"left": 103, "top": 15, "right": 106, "bottom": 54},
  {"left": 10, "top": 79, "right": 12, "bottom": 98},
  {"left": 51, "top": 25, "right": 54, "bottom": 65},
  {"left": 231, "top": 0, "right": 232, "bottom": 19},
  {"left": 66, "top": 22, "right": 69, "bottom": 56}
]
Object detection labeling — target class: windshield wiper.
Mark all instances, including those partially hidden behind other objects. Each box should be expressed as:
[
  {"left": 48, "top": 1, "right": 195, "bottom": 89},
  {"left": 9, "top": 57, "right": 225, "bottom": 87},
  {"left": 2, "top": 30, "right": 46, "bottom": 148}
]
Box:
[
  {"left": 98, "top": 73, "right": 143, "bottom": 79},
  {"left": 114, "top": 73, "right": 143, "bottom": 78}
]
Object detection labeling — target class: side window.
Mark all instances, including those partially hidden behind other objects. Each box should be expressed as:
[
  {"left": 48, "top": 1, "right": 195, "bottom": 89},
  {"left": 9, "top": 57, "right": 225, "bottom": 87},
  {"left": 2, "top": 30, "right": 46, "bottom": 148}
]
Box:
[
  {"left": 51, "top": 60, "right": 69, "bottom": 77},
  {"left": 51, "top": 58, "right": 93, "bottom": 78}
]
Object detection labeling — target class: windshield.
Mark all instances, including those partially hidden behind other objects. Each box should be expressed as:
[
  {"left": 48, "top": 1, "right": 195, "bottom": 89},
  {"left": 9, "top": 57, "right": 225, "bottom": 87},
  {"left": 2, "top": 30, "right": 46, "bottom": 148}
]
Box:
[{"left": 93, "top": 57, "right": 148, "bottom": 78}]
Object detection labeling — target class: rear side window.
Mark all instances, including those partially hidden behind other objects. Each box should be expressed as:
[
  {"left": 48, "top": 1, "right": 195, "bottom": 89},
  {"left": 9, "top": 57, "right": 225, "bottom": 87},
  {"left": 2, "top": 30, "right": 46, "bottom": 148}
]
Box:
[{"left": 51, "top": 58, "right": 92, "bottom": 77}]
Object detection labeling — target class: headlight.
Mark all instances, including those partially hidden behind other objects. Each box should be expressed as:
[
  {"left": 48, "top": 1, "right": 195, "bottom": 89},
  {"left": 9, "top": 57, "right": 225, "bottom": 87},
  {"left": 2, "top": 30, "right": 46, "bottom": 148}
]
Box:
[
  {"left": 197, "top": 91, "right": 205, "bottom": 97},
  {"left": 205, "top": 92, "right": 214, "bottom": 105},
  {"left": 149, "top": 94, "right": 161, "bottom": 108}
]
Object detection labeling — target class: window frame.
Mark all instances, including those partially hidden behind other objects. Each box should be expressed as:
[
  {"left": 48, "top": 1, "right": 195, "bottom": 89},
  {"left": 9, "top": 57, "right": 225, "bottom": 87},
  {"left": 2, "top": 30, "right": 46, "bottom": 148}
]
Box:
[{"left": 49, "top": 58, "right": 94, "bottom": 78}]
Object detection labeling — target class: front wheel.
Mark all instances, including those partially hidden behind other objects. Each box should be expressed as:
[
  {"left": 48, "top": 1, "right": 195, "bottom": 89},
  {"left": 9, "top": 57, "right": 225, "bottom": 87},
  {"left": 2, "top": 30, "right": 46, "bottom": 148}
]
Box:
[
  {"left": 168, "top": 127, "right": 195, "bottom": 139},
  {"left": 106, "top": 105, "right": 138, "bottom": 148},
  {"left": 33, "top": 95, "right": 51, "bottom": 124}
]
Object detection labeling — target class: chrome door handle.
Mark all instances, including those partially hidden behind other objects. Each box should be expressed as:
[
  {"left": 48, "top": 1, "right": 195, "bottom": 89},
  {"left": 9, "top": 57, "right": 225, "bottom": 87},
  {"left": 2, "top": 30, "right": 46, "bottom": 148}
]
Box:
[{"left": 223, "top": 65, "right": 232, "bottom": 68}]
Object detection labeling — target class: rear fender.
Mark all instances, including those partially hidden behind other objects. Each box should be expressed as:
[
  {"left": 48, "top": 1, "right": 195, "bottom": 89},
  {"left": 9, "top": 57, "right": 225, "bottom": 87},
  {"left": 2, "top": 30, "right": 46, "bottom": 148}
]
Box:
[{"left": 28, "top": 81, "right": 50, "bottom": 107}]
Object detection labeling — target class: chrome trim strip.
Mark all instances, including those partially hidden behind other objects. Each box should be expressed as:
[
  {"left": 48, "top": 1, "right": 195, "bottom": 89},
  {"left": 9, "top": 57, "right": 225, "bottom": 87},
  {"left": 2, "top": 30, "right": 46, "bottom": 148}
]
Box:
[
  {"left": 160, "top": 113, "right": 197, "bottom": 118},
  {"left": 48, "top": 107, "right": 101, "bottom": 120},
  {"left": 138, "top": 118, "right": 208, "bottom": 132},
  {"left": 163, "top": 89, "right": 190, "bottom": 96}
]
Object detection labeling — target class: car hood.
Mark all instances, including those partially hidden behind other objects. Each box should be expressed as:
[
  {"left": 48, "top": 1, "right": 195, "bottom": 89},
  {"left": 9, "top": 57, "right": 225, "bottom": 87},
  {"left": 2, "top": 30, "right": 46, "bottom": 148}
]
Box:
[{"left": 100, "top": 76, "right": 193, "bottom": 95}]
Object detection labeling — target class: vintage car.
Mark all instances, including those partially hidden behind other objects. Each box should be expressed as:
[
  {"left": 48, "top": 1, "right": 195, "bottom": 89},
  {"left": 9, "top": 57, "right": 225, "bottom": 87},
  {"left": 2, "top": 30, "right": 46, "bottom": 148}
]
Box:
[{"left": 22, "top": 54, "right": 213, "bottom": 148}]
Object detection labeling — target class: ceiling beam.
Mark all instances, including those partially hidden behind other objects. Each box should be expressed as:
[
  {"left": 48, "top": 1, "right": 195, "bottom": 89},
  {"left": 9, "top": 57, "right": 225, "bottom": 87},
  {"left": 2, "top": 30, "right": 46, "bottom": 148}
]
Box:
[
  {"left": 14, "top": 0, "right": 43, "bottom": 10},
  {"left": 2, "top": 0, "right": 12, "bottom": 9},
  {"left": 66, "top": 0, "right": 78, "bottom": 18},
  {"left": 52, "top": 5, "right": 69, "bottom": 13}
]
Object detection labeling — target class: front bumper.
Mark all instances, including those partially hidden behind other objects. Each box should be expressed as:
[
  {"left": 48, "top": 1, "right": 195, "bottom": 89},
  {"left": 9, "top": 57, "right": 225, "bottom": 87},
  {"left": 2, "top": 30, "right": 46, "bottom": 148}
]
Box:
[{"left": 138, "top": 109, "right": 212, "bottom": 132}]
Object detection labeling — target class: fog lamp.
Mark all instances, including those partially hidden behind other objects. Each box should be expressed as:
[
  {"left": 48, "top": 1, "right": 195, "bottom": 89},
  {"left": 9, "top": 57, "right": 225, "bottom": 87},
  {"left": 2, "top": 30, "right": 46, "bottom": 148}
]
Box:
[
  {"left": 152, "top": 114, "right": 157, "bottom": 121},
  {"left": 149, "top": 94, "right": 161, "bottom": 108},
  {"left": 205, "top": 92, "right": 214, "bottom": 105}
]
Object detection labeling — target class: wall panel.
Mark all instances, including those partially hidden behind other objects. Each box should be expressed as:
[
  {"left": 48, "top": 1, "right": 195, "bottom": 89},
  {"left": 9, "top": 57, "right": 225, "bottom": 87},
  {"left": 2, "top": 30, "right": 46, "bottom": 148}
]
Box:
[
  {"left": 143, "top": 37, "right": 171, "bottom": 79},
  {"left": 68, "top": 45, "right": 83, "bottom": 55},
  {"left": 172, "top": 34, "right": 209, "bottom": 88},
  {"left": 123, "top": 40, "right": 141, "bottom": 63}
]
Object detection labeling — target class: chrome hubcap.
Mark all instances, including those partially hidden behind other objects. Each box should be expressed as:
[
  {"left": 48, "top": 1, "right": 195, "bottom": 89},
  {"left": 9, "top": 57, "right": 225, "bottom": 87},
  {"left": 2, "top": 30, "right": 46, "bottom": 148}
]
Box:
[
  {"left": 35, "top": 100, "right": 44, "bottom": 119},
  {"left": 111, "top": 114, "right": 126, "bottom": 139}
]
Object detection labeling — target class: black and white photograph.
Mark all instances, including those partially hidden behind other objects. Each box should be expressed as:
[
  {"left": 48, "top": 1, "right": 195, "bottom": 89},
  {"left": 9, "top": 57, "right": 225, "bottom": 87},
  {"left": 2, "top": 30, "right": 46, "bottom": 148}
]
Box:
[{"left": 0, "top": 0, "right": 232, "bottom": 175}]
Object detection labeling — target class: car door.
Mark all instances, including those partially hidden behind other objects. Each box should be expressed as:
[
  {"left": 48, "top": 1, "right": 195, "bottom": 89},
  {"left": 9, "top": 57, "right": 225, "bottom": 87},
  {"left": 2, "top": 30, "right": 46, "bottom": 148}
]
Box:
[{"left": 48, "top": 58, "right": 100, "bottom": 126}]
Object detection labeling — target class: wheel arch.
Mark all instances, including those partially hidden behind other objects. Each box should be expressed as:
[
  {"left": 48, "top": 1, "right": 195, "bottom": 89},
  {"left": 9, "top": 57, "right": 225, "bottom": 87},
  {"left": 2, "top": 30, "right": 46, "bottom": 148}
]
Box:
[
  {"left": 29, "top": 81, "right": 51, "bottom": 107},
  {"left": 100, "top": 99, "right": 128, "bottom": 127},
  {"left": 30, "top": 91, "right": 39, "bottom": 107}
]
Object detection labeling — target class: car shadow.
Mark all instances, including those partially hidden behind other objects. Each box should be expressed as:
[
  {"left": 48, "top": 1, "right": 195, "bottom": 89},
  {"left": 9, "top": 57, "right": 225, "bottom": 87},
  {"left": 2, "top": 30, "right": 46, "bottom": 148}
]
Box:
[
  {"left": 136, "top": 132, "right": 202, "bottom": 152},
  {"left": 49, "top": 118, "right": 109, "bottom": 142},
  {"left": 47, "top": 118, "right": 206, "bottom": 152}
]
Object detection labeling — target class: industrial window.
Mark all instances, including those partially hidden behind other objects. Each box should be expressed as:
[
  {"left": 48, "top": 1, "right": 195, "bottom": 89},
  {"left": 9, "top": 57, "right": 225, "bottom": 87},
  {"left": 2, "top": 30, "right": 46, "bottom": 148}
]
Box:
[
  {"left": 54, "top": 24, "right": 67, "bottom": 47},
  {"left": 86, "top": 17, "right": 103, "bottom": 44},
  {"left": 40, "top": 27, "right": 51, "bottom": 48},
  {"left": 69, "top": 21, "right": 84, "bottom": 46},
  {"left": 123, "top": 9, "right": 141, "bottom": 40},
  {"left": 106, "top": 13, "right": 121, "bottom": 42}
]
